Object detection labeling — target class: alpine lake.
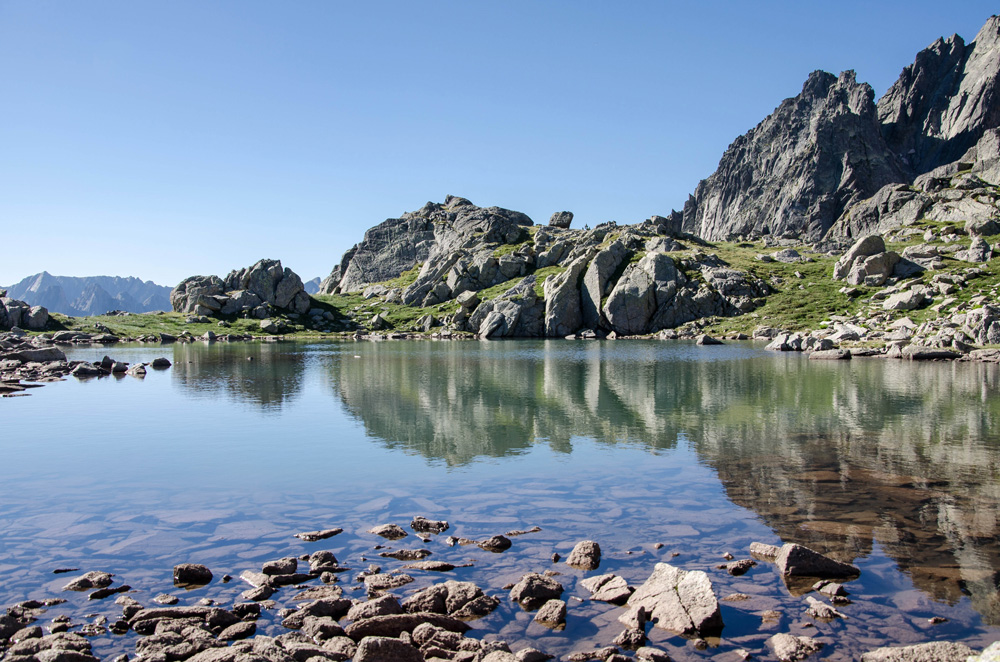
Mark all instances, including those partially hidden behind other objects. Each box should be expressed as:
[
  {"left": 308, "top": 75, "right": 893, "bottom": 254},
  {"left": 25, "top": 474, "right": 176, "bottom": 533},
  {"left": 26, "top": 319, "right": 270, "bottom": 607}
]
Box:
[{"left": 4, "top": 338, "right": 1000, "bottom": 661}]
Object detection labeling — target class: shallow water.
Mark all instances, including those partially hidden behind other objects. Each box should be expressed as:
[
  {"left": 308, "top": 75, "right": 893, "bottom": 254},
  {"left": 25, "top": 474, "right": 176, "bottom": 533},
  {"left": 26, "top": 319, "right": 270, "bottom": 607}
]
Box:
[{"left": 3, "top": 339, "right": 1000, "bottom": 659}]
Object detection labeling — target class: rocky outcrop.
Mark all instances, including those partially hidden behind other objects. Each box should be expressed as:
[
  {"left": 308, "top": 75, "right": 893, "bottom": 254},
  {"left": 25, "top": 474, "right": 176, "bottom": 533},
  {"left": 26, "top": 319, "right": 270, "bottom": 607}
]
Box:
[
  {"left": 321, "top": 196, "right": 532, "bottom": 295},
  {"left": 878, "top": 16, "right": 1000, "bottom": 176},
  {"left": 468, "top": 277, "right": 544, "bottom": 339},
  {"left": 0, "top": 297, "right": 48, "bottom": 330},
  {"left": 171, "top": 259, "right": 310, "bottom": 319},
  {"left": 682, "top": 70, "right": 906, "bottom": 242}
]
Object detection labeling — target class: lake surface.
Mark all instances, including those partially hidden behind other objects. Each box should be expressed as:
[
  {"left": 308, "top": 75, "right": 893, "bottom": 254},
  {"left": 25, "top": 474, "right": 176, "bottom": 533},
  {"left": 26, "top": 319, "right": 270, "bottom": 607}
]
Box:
[{"left": 3, "top": 339, "right": 1000, "bottom": 660}]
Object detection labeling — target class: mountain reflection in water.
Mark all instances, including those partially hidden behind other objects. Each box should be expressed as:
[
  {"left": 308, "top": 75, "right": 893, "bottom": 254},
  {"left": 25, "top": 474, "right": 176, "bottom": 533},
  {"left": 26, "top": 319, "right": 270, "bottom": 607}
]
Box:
[{"left": 327, "top": 340, "right": 1000, "bottom": 623}]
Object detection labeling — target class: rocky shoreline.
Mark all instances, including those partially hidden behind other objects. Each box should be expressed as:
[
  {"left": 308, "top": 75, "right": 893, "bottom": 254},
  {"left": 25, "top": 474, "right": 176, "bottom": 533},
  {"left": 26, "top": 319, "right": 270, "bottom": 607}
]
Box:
[{"left": 1, "top": 516, "right": 994, "bottom": 662}]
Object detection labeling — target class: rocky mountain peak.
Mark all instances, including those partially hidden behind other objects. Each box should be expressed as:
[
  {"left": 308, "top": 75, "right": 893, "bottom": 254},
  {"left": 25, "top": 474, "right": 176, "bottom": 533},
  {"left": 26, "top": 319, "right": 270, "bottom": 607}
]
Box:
[
  {"left": 878, "top": 15, "right": 1000, "bottom": 175},
  {"left": 681, "top": 68, "right": 903, "bottom": 242}
]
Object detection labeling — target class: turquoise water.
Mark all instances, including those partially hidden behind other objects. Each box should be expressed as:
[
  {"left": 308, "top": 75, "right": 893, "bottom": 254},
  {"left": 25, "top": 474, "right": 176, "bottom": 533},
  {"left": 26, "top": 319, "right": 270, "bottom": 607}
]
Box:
[{"left": 3, "top": 339, "right": 1000, "bottom": 659}]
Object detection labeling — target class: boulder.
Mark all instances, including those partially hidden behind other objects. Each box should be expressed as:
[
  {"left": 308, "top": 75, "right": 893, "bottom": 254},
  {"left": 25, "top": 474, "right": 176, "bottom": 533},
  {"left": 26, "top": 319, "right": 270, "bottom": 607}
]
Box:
[
  {"left": 548, "top": 211, "right": 573, "bottom": 229},
  {"left": 603, "top": 253, "right": 679, "bottom": 335},
  {"left": 62, "top": 571, "right": 113, "bottom": 591},
  {"left": 565, "top": 540, "right": 601, "bottom": 570},
  {"left": 768, "top": 633, "right": 824, "bottom": 662},
  {"left": 543, "top": 255, "right": 590, "bottom": 337},
  {"left": 173, "top": 564, "right": 213, "bottom": 586},
  {"left": 955, "top": 236, "right": 993, "bottom": 263},
  {"left": 619, "top": 563, "right": 722, "bottom": 636},
  {"left": 833, "top": 235, "right": 886, "bottom": 280},
  {"left": 882, "top": 290, "right": 927, "bottom": 311},
  {"left": 509, "top": 573, "right": 564, "bottom": 610},
  {"left": 24, "top": 306, "right": 49, "bottom": 330},
  {"left": 845, "top": 251, "right": 900, "bottom": 286},
  {"left": 581, "top": 241, "right": 629, "bottom": 329},
  {"left": 532, "top": 599, "right": 566, "bottom": 628},
  {"left": 774, "top": 543, "right": 860, "bottom": 579}
]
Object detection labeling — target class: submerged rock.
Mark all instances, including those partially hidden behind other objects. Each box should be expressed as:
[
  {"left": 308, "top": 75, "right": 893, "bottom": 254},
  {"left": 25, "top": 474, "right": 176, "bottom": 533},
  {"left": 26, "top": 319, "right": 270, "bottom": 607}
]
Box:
[
  {"left": 768, "top": 633, "right": 824, "bottom": 662},
  {"left": 61, "top": 572, "right": 113, "bottom": 592}
]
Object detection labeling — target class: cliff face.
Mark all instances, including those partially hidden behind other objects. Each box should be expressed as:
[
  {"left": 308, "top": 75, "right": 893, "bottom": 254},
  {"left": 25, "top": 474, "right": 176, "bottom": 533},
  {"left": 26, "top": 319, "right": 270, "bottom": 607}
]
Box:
[
  {"left": 878, "top": 16, "right": 1000, "bottom": 175},
  {"left": 682, "top": 15, "right": 1000, "bottom": 243},
  {"left": 681, "top": 71, "right": 906, "bottom": 242}
]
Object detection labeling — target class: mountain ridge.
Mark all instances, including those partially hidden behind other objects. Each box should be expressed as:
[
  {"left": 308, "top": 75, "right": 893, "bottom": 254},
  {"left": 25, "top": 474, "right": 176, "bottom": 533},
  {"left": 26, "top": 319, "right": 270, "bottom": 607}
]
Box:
[{"left": 4, "top": 273, "right": 172, "bottom": 316}]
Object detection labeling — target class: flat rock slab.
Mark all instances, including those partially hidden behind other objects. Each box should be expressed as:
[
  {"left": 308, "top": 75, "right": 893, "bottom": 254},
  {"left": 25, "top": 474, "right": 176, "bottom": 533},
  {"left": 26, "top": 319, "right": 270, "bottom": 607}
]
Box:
[
  {"left": 861, "top": 641, "right": 977, "bottom": 662},
  {"left": 368, "top": 524, "right": 407, "bottom": 540},
  {"left": 619, "top": 563, "right": 722, "bottom": 636},
  {"left": 580, "top": 574, "right": 632, "bottom": 604},
  {"left": 809, "top": 349, "right": 851, "bottom": 360},
  {"left": 294, "top": 527, "right": 343, "bottom": 541},
  {"left": 61, "top": 571, "right": 113, "bottom": 592},
  {"left": 363, "top": 573, "right": 414, "bottom": 591},
  {"left": 902, "top": 346, "right": 962, "bottom": 360},
  {"left": 775, "top": 543, "right": 860, "bottom": 579}
]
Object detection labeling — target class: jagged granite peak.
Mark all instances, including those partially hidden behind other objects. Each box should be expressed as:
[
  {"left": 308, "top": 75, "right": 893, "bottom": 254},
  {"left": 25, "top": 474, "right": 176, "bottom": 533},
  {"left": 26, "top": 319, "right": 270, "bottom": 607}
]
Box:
[
  {"left": 682, "top": 70, "right": 906, "bottom": 242},
  {"left": 323, "top": 195, "right": 533, "bottom": 294},
  {"left": 878, "top": 15, "right": 1000, "bottom": 175},
  {"left": 4, "top": 272, "right": 171, "bottom": 316}
]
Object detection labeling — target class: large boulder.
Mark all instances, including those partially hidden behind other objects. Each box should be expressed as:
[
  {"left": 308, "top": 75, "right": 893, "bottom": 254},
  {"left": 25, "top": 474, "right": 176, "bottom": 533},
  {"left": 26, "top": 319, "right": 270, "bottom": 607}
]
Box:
[
  {"left": 543, "top": 254, "right": 591, "bottom": 337},
  {"left": 468, "top": 277, "right": 544, "bottom": 339},
  {"left": 619, "top": 563, "right": 722, "bottom": 637},
  {"left": 833, "top": 235, "right": 886, "bottom": 280},
  {"left": 603, "top": 253, "right": 679, "bottom": 335},
  {"left": 548, "top": 211, "right": 573, "bottom": 229},
  {"left": 581, "top": 241, "right": 629, "bottom": 330}
]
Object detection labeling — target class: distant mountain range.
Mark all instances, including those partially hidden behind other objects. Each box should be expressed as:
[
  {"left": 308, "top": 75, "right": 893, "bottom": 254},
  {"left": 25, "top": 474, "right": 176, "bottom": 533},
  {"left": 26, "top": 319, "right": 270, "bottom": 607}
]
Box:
[
  {"left": 303, "top": 277, "right": 321, "bottom": 294},
  {"left": 2, "top": 273, "right": 172, "bottom": 316}
]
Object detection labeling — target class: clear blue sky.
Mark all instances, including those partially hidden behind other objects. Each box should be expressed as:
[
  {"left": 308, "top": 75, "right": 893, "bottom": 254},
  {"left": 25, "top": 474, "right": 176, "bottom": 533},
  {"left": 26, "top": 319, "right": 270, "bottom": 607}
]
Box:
[{"left": 1, "top": 2, "right": 996, "bottom": 287}]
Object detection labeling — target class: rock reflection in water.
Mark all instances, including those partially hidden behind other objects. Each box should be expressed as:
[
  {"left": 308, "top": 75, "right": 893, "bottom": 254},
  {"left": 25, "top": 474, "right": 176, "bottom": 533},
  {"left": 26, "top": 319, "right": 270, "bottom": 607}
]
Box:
[
  {"left": 331, "top": 340, "right": 1000, "bottom": 622},
  {"left": 170, "top": 341, "right": 307, "bottom": 411}
]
